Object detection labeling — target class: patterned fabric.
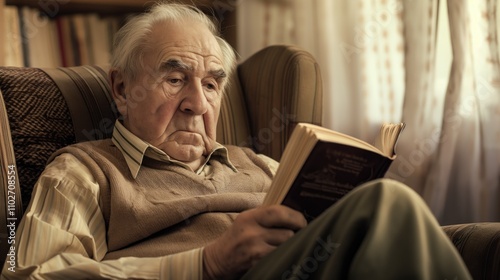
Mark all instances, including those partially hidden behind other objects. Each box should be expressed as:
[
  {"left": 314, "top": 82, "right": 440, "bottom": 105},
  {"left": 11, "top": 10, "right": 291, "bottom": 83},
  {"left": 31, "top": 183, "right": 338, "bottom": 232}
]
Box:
[
  {"left": 238, "top": 45, "right": 323, "bottom": 161},
  {"left": 0, "top": 67, "right": 76, "bottom": 212},
  {"left": 442, "top": 223, "right": 500, "bottom": 280}
]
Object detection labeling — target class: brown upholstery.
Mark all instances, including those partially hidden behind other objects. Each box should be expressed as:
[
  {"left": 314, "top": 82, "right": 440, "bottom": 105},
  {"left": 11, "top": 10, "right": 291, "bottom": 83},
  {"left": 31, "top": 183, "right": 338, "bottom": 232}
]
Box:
[
  {"left": 0, "top": 45, "right": 323, "bottom": 264},
  {"left": 237, "top": 46, "right": 322, "bottom": 161},
  {"left": 217, "top": 45, "right": 322, "bottom": 160},
  {"left": 442, "top": 223, "right": 500, "bottom": 280},
  {"left": 0, "top": 66, "right": 110, "bottom": 213}
]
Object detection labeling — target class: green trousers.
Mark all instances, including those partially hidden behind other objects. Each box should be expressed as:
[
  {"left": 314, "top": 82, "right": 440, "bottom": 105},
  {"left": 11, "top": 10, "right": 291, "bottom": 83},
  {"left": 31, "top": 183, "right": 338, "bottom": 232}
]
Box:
[{"left": 243, "top": 179, "right": 472, "bottom": 280}]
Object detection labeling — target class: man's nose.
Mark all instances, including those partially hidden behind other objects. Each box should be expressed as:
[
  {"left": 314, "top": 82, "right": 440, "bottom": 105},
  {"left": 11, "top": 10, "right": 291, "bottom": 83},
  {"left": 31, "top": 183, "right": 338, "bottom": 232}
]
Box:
[{"left": 180, "top": 82, "right": 209, "bottom": 115}]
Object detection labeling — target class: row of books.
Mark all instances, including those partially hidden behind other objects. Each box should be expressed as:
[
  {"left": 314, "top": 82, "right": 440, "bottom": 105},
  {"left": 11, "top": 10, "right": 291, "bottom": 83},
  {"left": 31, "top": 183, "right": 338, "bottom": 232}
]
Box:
[{"left": 4, "top": 6, "right": 127, "bottom": 67}]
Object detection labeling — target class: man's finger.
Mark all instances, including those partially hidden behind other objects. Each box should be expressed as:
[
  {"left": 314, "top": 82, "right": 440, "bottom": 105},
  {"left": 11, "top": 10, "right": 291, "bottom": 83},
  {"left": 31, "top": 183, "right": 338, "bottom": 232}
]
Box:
[{"left": 254, "top": 205, "right": 307, "bottom": 230}]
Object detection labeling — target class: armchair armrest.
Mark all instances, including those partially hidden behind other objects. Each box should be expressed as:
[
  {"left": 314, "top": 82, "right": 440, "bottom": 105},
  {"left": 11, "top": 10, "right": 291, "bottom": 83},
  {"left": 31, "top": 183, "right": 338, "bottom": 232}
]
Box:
[{"left": 442, "top": 222, "right": 500, "bottom": 280}]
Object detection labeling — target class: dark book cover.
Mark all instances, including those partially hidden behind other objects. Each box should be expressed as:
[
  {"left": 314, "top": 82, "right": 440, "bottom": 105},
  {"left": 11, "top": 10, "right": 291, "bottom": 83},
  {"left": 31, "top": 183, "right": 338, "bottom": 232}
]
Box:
[{"left": 281, "top": 140, "right": 392, "bottom": 221}]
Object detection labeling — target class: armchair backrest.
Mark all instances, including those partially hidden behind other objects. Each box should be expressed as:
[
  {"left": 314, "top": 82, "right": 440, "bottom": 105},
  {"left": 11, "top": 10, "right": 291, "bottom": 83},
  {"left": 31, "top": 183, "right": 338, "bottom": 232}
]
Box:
[
  {"left": 236, "top": 45, "right": 323, "bottom": 160},
  {"left": 0, "top": 45, "right": 323, "bottom": 264}
]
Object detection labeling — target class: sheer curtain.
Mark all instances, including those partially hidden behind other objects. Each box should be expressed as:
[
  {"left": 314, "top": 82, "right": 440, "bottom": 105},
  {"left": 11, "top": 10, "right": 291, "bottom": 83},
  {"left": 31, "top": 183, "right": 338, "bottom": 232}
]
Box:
[{"left": 237, "top": 0, "right": 500, "bottom": 224}]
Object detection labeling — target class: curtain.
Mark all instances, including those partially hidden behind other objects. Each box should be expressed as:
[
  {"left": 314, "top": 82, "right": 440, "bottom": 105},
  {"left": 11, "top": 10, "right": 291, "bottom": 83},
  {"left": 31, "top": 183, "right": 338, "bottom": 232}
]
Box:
[
  {"left": 237, "top": 0, "right": 500, "bottom": 224},
  {"left": 423, "top": 0, "right": 500, "bottom": 224}
]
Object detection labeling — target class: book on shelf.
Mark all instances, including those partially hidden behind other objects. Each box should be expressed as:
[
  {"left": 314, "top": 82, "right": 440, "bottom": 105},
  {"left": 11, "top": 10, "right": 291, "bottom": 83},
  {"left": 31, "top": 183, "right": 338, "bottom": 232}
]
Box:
[
  {"left": 262, "top": 122, "right": 406, "bottom": 221},
  {"left": 3, "top": 5, "right": 123, "bottom": 67},
  {"left": 87, "top": 13, "right": 112, "bottom": 66},
  {"left": 20, "top": 7, "right": 61, "bottom": 68},
  {"left": 56, "top": 16, "right": 73, "bottom": 67},
  {"left": 3, "top": 6, "right": 24, "bottom": 67}
]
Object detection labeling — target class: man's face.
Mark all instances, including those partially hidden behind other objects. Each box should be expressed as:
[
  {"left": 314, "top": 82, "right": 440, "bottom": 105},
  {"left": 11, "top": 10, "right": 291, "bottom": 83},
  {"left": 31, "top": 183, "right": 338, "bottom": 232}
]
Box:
[{"left": 114, "top": 20, "right": 226, "bottom": 165}]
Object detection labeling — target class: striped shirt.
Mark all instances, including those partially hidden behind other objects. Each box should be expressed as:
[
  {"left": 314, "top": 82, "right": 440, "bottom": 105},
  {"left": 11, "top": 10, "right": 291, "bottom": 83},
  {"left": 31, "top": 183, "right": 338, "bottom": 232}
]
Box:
[{"left": 1, "top": 121, "right": 278, "bottom": 280}]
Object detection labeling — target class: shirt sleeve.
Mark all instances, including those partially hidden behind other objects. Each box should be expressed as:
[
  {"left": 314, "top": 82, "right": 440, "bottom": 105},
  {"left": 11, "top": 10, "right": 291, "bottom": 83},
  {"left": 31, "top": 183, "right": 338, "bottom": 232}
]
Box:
[{"left": 0, "top": 153, "right": 203, "bottom": 280}]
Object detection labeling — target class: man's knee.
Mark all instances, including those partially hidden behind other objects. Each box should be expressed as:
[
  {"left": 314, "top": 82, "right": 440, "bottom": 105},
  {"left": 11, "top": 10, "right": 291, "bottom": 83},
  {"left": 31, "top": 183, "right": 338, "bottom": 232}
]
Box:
[
  {"left": 316, "top": 178, "right": 429, "bottom": 229},
  {"left": 348, "top": 178, "right": 427, "bottom": 214},
  {"left": 357, "top": 178, "right": 418, "bottom": 199}
]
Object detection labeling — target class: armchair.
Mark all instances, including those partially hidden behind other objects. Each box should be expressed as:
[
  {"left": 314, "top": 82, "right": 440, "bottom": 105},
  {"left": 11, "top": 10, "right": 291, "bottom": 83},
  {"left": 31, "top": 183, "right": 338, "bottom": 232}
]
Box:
[
  {"left": 0, "top": 44, "right": 322, "bottom": 265},
  {"left": 0, "top": 45, "right": 498, "bottom": 279}
]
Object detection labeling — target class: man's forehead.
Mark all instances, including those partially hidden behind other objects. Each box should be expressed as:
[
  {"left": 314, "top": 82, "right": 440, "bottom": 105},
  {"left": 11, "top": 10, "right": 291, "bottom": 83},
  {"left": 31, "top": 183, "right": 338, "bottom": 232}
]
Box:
[{"left": 151, "top": 22, "right": 223, "bottom": 63}]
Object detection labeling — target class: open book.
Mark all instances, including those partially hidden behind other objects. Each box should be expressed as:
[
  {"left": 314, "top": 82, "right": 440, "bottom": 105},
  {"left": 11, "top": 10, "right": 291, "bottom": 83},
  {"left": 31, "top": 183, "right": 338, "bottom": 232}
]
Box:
[{"left": 262, "top": 122, "right": 405, "bottom": 221}]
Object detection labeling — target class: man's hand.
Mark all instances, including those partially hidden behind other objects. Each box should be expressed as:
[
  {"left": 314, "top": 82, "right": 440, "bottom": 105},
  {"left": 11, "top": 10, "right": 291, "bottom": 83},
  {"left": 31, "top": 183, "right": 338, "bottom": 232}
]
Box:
[{"left": 203, "top": 205, "right": 307, "bottom": 279}]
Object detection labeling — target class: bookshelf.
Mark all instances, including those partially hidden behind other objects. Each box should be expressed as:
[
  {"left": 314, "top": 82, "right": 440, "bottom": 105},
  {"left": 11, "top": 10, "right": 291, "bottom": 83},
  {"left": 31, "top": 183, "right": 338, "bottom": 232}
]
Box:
[
  {"left": 5, "top": 0, "right": 236, "bottom": 14},
  {"left": 1, "top": 0, "right": 237, "bottom": 66}
]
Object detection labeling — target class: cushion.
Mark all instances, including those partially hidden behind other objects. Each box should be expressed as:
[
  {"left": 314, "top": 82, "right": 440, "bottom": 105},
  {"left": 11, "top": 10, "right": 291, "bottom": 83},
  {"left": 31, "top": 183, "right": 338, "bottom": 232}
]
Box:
[{"left": 0, "top": 67, "right": 77, "bottom": 212}]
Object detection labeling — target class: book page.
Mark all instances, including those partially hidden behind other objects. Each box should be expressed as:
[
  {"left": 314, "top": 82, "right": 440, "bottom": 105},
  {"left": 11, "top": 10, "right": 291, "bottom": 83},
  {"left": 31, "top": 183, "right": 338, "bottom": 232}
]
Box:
[
  {"left": 373, "top": 123, "right": 406, "bottom": 157},
  {"left": 262, "top": 124, "right": 319, "bottom": 206},
  {"left": 301, "top": 124, "right": 386, "bottom": 156}
]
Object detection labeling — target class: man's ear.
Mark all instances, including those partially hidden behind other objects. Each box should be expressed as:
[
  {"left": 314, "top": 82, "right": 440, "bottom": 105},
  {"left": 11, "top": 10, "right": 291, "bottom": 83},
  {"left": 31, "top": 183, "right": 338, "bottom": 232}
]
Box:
[{"left": 109, "top": 69, "right": 128, "bottom": 117}]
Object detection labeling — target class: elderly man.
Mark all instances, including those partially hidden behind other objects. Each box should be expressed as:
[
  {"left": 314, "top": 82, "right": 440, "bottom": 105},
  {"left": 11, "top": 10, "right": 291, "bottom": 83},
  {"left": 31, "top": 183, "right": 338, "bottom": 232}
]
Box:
[{"left": 2, "top": 2, "right": 470, "bottom": 280}]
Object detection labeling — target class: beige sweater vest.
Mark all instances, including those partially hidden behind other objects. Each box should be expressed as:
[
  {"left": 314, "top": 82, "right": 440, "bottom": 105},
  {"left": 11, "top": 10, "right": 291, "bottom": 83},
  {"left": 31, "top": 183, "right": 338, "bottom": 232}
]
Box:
[{"left": 50, "top": 139, "right": 273, "bottom": 260}]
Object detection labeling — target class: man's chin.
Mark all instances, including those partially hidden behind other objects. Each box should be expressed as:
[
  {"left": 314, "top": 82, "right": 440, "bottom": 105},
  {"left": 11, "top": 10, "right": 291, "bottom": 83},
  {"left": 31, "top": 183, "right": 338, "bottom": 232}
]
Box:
[{"left": 163, "top": 143, "right": 207, "bottom": 162}]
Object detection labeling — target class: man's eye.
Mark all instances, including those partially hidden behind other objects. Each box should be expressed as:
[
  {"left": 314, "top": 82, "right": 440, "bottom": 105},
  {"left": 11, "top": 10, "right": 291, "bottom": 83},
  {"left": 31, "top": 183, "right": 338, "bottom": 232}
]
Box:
[
  {"left": 168, "top": 78, "right": 182, "bottom": 84},
  {"left": 204, "top": 80, "right": 219, "bottom": 91}
]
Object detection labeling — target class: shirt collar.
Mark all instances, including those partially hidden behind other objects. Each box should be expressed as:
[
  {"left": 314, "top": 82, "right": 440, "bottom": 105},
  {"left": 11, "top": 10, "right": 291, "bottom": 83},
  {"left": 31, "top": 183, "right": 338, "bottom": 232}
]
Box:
[{"left": 111, "top": 120, "right": 237, "bottom": 178}]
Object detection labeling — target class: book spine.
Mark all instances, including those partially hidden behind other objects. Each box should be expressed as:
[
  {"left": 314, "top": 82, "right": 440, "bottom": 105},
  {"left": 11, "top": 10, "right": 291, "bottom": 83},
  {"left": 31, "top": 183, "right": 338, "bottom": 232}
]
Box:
[
  {"left": 8, "top": 10, "right": 126, "bottom": 67},
  {"left": 18, "top": 8, "right": 30, "bottom": 67},
  {"left": 55, "top": 18, "right": 67, "bottom": 67}
]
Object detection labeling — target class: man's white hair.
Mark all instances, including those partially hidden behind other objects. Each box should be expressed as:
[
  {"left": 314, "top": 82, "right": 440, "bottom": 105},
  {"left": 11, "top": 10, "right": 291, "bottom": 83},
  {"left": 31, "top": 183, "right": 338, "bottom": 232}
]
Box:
[{"left": 110, "top": 2, "right": 236, "bottom": 90}]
